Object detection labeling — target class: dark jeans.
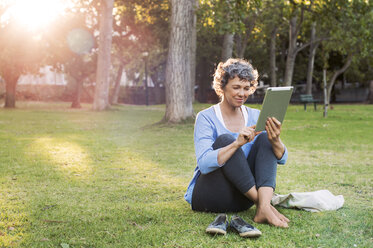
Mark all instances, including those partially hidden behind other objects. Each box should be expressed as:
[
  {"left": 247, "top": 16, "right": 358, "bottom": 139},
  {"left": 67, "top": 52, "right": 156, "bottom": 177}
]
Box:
[{"left": 191, "top": 133, "right": 278, "bottom": 213}]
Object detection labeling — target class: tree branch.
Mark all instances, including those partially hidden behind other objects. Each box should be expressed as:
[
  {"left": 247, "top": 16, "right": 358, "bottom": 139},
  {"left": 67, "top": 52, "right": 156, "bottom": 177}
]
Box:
[
  {"left": 295, "top": 7, "right": 304, "bottom": 35},
  {"left": 295, "top": 37, "right": 330, "bottom": 54},
  {"left": 329, "top": 53, "right": 354, "bottom": 87}
]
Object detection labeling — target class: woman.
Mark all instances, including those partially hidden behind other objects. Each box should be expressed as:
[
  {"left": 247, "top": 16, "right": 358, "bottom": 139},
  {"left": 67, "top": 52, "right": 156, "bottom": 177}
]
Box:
[{"left": 184, "top": 58, "right": 290, "bottom": 237}]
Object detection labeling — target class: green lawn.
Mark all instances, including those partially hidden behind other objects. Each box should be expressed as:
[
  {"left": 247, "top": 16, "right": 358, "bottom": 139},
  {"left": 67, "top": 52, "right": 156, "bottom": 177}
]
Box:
[{"left": 0, "top": 101, "right": 372, "bottom": 248}]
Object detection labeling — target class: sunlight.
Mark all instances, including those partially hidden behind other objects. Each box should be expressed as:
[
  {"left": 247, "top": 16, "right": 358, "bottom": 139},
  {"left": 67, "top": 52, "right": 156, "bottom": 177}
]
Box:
[
  {"left": 114, "top": 148, "right": 185, "bottom": 189},
  {"left": 0, "top": 188, "right": 28, "bottom": 246},
  {"left": 32, "top": 137, "right": 92, "bottom": 179},
  {"left": 1, "top": 0, "right": 69, "bottom": 31}
]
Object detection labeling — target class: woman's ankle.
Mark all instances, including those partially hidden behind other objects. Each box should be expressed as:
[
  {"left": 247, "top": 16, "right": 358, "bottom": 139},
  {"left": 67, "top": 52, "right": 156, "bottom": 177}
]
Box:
[
  {"left": 244, "top": 186, "right": 258, "bottom": 203},
  {"left": 257, "top": 202, "right": 271, "bottom": 210}
]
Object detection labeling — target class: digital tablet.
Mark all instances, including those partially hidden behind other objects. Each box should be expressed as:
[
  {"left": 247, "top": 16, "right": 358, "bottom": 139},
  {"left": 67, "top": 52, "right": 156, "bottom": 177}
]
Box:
[{"left": 255, "top": 86, "right": 294, "bottom": 132}]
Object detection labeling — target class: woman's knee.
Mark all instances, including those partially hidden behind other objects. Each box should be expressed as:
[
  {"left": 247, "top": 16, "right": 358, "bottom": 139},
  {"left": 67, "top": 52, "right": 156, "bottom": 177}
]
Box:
[
  {"left": 213, "top": 134, "right": 235, "bottom": 149},
  {"left": 255, "top": 132, "right": 272, "bottom": 148}
]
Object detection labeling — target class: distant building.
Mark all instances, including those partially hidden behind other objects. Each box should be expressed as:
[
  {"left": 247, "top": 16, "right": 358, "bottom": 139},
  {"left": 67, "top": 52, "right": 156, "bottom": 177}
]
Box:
[
  {"left": 17, "top": 66, "right": 155, "bottom": 87},
  {"left": 18, "top": 66, "right": 66, "bottom": 85}
]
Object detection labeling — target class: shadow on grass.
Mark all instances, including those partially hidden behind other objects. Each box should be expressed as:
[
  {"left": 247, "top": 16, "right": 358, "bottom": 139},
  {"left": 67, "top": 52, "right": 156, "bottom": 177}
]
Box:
[
  {"left": 1, "top": 103, "right": 372, "bottom": 247},
  {"left": 4, "top": 125, "right": 194, "bottom": 246}
]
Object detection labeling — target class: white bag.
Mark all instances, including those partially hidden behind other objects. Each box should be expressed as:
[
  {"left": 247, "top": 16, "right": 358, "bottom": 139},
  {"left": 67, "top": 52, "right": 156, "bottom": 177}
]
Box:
[{"left": 271, "top": 190, "right": 344, "bottom": 212}]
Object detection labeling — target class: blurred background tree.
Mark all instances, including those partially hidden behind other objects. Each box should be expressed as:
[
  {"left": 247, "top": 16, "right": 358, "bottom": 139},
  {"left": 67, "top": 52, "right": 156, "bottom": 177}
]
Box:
[{"left": 0, "top": 0, "right": 372, "bottom": 115}]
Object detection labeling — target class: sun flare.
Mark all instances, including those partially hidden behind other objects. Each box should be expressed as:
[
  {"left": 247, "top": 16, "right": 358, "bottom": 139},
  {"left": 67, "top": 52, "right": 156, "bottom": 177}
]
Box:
[
  {"left": 32, "top": 137, "right": 93, "bottom": 179},
  {"left": 2, "top": 0, "right": 69, "bottom": 30}
]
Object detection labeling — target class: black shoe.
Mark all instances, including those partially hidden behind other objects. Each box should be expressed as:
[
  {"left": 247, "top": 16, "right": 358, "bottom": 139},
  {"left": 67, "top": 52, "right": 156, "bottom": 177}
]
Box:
[
  {"left": 205, "top": 214, "right": 229, "bottom": 235},
  {"left": 230, "top": 215, "right": 262, "bottom": 238}
]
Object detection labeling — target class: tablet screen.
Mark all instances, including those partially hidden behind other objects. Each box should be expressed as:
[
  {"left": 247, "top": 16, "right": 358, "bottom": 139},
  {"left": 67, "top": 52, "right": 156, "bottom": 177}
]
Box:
[{"left": 255, "top": 87, "right": 293, "bottom": 132}]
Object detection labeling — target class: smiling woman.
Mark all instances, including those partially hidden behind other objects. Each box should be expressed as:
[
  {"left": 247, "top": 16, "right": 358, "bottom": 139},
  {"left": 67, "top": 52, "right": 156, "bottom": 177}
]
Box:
[{"left": 1, "top": 0, "right": 68, "bottom": 30}]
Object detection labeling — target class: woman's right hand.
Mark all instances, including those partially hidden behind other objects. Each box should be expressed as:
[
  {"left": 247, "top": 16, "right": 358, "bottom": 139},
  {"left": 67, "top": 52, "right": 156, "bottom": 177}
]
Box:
[{"left": 235, "top": 125, "right": 260, "bottom": 147}]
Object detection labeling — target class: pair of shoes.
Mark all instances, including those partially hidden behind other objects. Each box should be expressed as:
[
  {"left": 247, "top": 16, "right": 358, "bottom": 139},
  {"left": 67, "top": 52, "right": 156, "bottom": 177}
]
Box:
[
  {"left": 205, "top": 214, "right": 229, "bottom": 235},
  {"left": 230, "top": 215, "right": 262, "bottom": 238},
  {"left": 205, "top": 214, "right": 261, "bottom": 238}
]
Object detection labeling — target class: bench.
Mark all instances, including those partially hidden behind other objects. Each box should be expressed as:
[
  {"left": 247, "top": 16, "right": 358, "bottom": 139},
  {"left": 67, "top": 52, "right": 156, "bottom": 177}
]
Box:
[{"left": 300, "top": 94, "right": 319, "bottom": 111}]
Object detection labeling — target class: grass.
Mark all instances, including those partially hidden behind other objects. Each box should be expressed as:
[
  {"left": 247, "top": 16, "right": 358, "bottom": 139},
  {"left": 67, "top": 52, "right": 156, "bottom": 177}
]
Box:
[{"left": 0, "top": 101, "right": 372, "bottom": 248}]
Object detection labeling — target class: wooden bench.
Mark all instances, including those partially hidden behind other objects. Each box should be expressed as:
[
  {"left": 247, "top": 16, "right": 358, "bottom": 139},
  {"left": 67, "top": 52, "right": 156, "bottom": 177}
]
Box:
[{"left": 300, "top": 94, "right": 319, "bottom": 111}]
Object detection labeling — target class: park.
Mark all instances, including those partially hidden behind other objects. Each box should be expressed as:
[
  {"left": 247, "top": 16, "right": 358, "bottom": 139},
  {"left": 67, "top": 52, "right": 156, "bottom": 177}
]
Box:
[{"left": 1, "top": 0, "right": 373, "bottom": 247}]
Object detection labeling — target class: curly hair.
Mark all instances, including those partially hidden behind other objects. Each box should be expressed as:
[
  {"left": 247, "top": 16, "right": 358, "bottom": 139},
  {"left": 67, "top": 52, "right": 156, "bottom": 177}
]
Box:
[{"left": 213, "top": 58, "right": 258, "bottom": 99}]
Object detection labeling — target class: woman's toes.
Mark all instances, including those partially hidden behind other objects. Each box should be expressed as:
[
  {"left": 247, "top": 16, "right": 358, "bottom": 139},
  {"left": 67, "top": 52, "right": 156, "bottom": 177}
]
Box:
[
  {"left": 271, "top": 205, "right": 290, "bottom": 223},
  {"left": 254, "top": 206, "right": 289, "bottom": 228}
]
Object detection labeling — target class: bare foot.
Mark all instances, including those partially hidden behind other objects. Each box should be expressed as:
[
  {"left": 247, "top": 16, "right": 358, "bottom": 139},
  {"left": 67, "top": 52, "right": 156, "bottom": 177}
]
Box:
[
  {"left": 270, "top": 205, "right": 290, "bottom": 223},
  {"left": 254, "top": 205, "right": 289, "bottom": 228}
]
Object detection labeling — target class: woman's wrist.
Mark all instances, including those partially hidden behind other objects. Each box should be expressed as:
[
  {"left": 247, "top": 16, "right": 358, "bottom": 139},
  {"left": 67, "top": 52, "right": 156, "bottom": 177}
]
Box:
[
  {"left": 272, "top": 140, "right": 285, "bottom": 159},
  {"left": 232, "top": 140, "right": 242, "bottom": 149}
]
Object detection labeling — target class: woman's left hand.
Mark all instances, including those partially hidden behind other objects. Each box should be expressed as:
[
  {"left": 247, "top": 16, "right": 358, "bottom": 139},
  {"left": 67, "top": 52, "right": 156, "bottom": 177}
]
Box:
[
  {"left": 265, "top": 117, "right": 282, "bottom": 144},
  {"left": 265, "top": 117, "right": 285, "bottom": 159}
]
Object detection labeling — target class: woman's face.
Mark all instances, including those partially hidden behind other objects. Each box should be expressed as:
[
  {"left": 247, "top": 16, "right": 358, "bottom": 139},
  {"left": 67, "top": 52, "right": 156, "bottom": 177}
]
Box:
[{"left": 222, "top": 76, "right": 253, "bottom": 108}]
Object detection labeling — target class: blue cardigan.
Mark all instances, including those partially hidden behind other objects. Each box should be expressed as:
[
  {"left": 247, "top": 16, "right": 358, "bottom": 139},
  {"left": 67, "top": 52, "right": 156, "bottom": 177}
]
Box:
[{"left": 184, "top": 104, "right": 288, "bottom": 205}]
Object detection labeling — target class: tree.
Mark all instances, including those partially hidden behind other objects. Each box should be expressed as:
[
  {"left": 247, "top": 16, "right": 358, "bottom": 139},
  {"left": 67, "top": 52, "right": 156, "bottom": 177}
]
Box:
[
  {"left": 283, "top": 0, "right": 314, "bottom": 86},
  {"left": 66, "top": 54, "right": 96, "bottom": 108},
  {"left": 269, "top": 26, "right": 278, "bottom": 87},
  {"left": 190, "top": 0, "right": 198, "bottom": 102},
  {"left": 369, "top": 81, "right": 373, "bottom": 104},
  {"left": 222, "top": 33, "right": 234, "bottom": 61},
  {"left": 198, "top": 0, "right": 261, "bottom": 61},
  {"left": 319, "top": 0, "right": 373, "bottom": 114},
  {"left": 43, "top": 2, "right": 96, "bottom": 109},
  {"left": 92, "top": 0, "right": 114, "bottom": 111},
  {"left": 164, "top": 0, "right": 195, "bottom": 122},
  {"left": 0, "top": 4, "right": 47, "bottom": 108},
  {"left": 110, "top": 62, "right": 124, "bottom": 105},
  {"left": 259, "top": 0, "right": 287, "bottom": 87},
  {"left": 112, "top": 0, "right": 171, "bottom": 104},
  {"left": 234, "top": 1, "right": 261, "bottom": 59},
  {"left": 0, "top": 1, "right": 98, "bottom": 108},
  {"left": 305, "top": 21, "right": 319, "bottom": 94},
  {"left": 194, "top": 20, "right": 221, "bottom": 103}
]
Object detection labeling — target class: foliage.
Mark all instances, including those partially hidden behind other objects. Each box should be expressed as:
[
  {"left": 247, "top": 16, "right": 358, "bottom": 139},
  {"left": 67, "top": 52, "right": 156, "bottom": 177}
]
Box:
[
  {"left": 0, "top": 3, "right": 46, "bottom": 87},
  {"left": 313, "top": 0, "right": 373, "bottom": 105},
  {"left": 198, "top": 0, "right": 261, "bottom": 34},
  {"left": 0, "top": 1, "right": 96, "bottom": 107},
  {"left": 46, "top": 9, "right": 96, "bottom": 75},
  {"left": 112, "top": 0, "right": 170, "bottom": 85},
  {"left": 0, "top": 0, "right": 372, "bottom": 107},
  {"left": 319, "top": 0, "right": 373, "bottom": 58},
  {"left": 0, "top": 102, "right": 372, "bottom": 247},
  {"left": 0, "top": 23, "right": 42, "bottom": 79},
  {"left": 44, "top": 3, "right": 97, "bottom": 108}
]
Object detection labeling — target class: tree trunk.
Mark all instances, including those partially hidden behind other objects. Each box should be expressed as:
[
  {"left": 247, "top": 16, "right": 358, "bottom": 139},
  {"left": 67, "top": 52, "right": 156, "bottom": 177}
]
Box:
[
  {"left": 151, "top": 74, "right": 163, "bottom": 104},
  {"left": 93, "top": 0, "right": 114, "bottom": 111},
  {"left": 111, "top": 63, "right": 123, "bottom": 105},
  {"left": 221, "top": 32, "right": 234, "bottom": 62},
  {"left": 306, "top": 22, "right": 318, "bottom": 95},
  {"left": 284, "top": 53, "right": 296, "bottom": 86},
  {"left": 369, "top": 80, "right": 373, "bottom": 104},
  {"left": 323, "top": 68, "right": 328, "bottom": 117},
  {"left": 326, "top": 54, "right": 353, "bottom": 106},
  {"left": 235, "top": 18, "right": 256, "bottom": 59},
  {"left": 269, "top": 26, "right": 278, "bottom": 87},
  {"left": 197, "top": 57, "right": 209, "bottom": 103},
  {"left": 71, "top": 79, "right": 82, "bottom": 109},
  {"left": 4, "top": 74, "right": 19, "bottom": 108},
  {"left": 280, "top": 39, "right": 287, "bottom": 83},
  {"left": 284, "top": 16, "right": 298, "bottom": 86},
  {"left": 235, "top": 34, "right": 242, "bottom": 57},
  {"left": 164, "top": 0, "right": 194, "bottom": 123},
  {"left": 284, "top": 14, "right": 311, "bottom": 87},
  {"left": 236, "top": 34, "right": 248, "bottom": 59},
  {"left": 190, "top": 0, "right": 198, "bottom": 102},
  {"left": 144, "top": 57, "right": 149, "bottom": 106}
]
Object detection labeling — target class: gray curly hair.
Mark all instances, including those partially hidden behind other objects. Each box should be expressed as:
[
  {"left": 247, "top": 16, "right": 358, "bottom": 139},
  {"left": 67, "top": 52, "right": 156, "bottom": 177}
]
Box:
[{"left": 213, "top": 58, "right": 258, "bottom": 98}]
